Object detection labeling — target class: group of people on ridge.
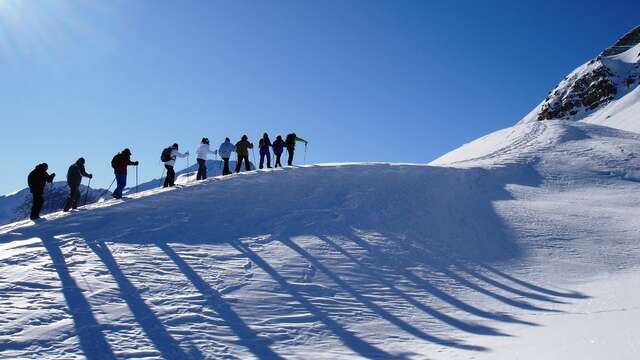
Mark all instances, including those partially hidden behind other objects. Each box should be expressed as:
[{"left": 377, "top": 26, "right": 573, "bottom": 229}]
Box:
[{"left": 26, "top": 133, "right": 307, "bottom": 220}]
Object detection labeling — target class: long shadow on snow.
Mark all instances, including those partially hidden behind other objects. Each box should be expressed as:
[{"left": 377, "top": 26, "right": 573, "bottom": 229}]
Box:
[
  {"left": 157, "top": 242, "right": 285, "bottom": 360},
  {"left": 229, "top": 238, "right": 420, "bottom": 359},
  {"left": 36, "top": 235, "right": 116, "bottom": 360},
  {"left": 85, "top": 240, "right": 199, "bottom": 360},
  {"left": 0, "top": 163, "right": 589, "bottom": 355}
]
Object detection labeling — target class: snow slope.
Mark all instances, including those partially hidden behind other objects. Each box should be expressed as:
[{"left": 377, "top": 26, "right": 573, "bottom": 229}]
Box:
[{"left": 2, "top": 119, "right": 640, "bottom": 359}]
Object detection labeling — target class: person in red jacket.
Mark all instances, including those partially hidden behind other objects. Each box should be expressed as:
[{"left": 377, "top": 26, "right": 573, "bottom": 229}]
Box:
[{"left": 111, "top": 148, "right": 138, "bottom": 199}]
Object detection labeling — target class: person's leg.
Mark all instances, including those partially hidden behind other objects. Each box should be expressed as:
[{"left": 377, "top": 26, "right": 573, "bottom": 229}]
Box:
[
  {"left": 266, "top": 151, "right": 271, "bottom": 168},
  {"left": 244, "top": 155, "right": 251, "bottom": 171},
  {"left": 31, "top": 192, "right": 43, "bottom": 219},
  {"left": 201, "top": 159, "right": 207, "bottom": 180},
  {"left": 223, "top": 158, "right": 230, "bottom": 175},
  {"left": 287, "top": 148, "right": 294, "bottom": 166},
  {"left": 166, "top": 165, "right": 176, "bottom": 187},
  {"left": 235, "top": 156, "right": 242, "bottom": 173},
  {"left": 197, "top": 159, "right": 205, "bottom": 180},
  {"left": 113, "top": 173, "right": 126, "bottom": 198},
  {"left": 259, "top": 152, "right": 265, "bottom": 169},
  {"left": 71, "top": 186, "right": 81, "bottom": 209},
  {"left": 275, "top": 153, "right": 281, "bottom": 168},
  {"left": 63, "top": 187, "right": 73, "bottom": 212}
]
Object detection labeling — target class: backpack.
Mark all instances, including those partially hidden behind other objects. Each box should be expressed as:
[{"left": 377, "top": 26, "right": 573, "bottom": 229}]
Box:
[
  {"left": 111, "top": 154, "right": 121, "bottom": 169},
  {"left": 161, "top": 147, "right": 173, "bottom": 162}
]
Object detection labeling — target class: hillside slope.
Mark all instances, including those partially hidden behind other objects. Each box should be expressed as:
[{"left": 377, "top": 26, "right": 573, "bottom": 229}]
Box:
[{"left": 2, "top": 121, "right": 640, "bottom": 359}]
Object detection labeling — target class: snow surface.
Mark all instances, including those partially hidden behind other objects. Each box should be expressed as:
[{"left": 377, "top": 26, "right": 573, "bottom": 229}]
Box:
[{"left": 2, "top": 119, "right": 640, "bottom": 359}]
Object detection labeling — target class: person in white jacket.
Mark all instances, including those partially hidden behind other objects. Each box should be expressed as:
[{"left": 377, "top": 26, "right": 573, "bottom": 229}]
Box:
[
  {"left": 196, "top": 137, "right": 217, "bottom": 180},
  {"left": 163, "top": 143, "right": 189, "bottom": 188}
]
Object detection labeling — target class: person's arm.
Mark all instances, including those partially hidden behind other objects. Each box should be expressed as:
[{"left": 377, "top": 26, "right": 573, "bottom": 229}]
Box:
[
  {"left": 296, "top": 137, "right": 308, "bottom": 145},
  {"left": 174, "top": 150, "right": 189, "bottom": 158},
  {"left": 248, "top": 142, "right": 254, "bottom": 149},
  {"left": 47, "top": 172, "right": 56, "bottom": 183},
  {"left": 79, "top": 165, "right": 92, "bottom": 178}
]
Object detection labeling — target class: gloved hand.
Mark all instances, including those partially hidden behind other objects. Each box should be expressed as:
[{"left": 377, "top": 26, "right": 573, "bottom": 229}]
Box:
[
  {"left": 89, "top": 174, "right": 93, "bottom": 179},
  {"left": 134, "top": 161, "right": 139, "bottom": 166},
  {"left": 185, "top": 151, "right": 190, "bottom": 156},
  {"left": 51, "top": 173, "right": 56, "bottom": 178}
]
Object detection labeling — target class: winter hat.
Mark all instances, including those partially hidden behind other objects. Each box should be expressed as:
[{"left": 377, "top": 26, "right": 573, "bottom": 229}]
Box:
[
  {"left": 123, "top": 148, "right": 131, "bottom": 155},
  {"left": 77, "top": 157, "right": 85, "bottom": 165},
  {"left": 225, "top": 137, "right": 230, "bottom": 142},
  {"left": 241, "top": 135, "right": 248, "bottom": 140},
  {"left": 172, "top": 143, "right": 179, "bottom": 149}
]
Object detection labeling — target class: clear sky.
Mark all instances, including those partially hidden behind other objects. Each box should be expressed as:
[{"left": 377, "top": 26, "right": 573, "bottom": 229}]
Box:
[{"left": 1, "top": 0, "right": 638, "bottom": 193}]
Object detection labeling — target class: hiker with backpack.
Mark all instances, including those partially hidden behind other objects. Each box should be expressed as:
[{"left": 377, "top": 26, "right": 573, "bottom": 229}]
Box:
[
  {"left": 196, "top": 137, "right": 217, "bottom": 180},
  {"left": 235, "top": 135, "right": 254, "bottom": 173},
  {"left": 63, "top": 157, "right": 93, "bottom": 212},
  {"left": 272, "top": 135, "right": 285, "bottom": 168},
  {"left": 285, "top": 133, "right": 308, "bottom": 166},
  {"left": 111, "top": 148, "right": 139, "bottom": 199},
  {"left": 27, "top": 163, "right": 56, "bottom": 220},
  {"left": 218, "top": 137, "right": 236, "bottom": 176},
  {"left": 161, "top": 143, "right": 189, "bottom": 187},
  {"left": 258, "top": 133, "right": 272, "bottom": 169}
]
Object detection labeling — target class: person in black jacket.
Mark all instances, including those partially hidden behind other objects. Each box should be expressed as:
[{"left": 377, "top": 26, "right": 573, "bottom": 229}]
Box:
[
  {"left": 27, "top": 163, "right": 56, "bottom": 220},
  {"left": 63, "top": 157, "right": 93, "bottom": 212},
  {"left": 272, "top": 135, "right": 285, "bottom": 168},
  {"left": 258, "top": 133, "right": 272, "bottom": 169}
]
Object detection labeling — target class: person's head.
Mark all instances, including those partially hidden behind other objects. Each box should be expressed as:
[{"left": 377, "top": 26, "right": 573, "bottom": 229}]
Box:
[
  {"left": 202, "top": 137, "right": 209, "bottom": 144},
  {"left": 172, "top": 143, "right": 179, "bottom": 150},
  {"left": 276, "top": 135, "right": 282, "bottom": 140},
  {"left": 40, "top": 163, "right": 48, "bottom": 171},
  {"left": 263, "top": 133, "right": 268, "bottom": 139},
  {"left": 123, "top": 148, "right": 131, "bottom": 155},
  {"left": 292, "top": 132, "right": 296, "bottom": 137},
  {"left": 241, "top": 135, "right": 248, "bottom": 141},
  {"left": 225, "top": 137, "right": 230, "bottom": 142},
  {"left": 76, "top": 157, "right": 85, "bottom": 166}
]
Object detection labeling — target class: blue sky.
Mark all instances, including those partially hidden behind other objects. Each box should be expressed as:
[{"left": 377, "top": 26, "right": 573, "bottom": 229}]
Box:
[{"left": 1, "top": 0, "right": 638, "bottom": 193}]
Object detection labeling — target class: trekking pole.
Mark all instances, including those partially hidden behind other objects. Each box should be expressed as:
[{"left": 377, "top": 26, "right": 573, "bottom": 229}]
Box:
[
  {"left": 135, "top": 165, "right": 139, "bottom": 193},
  {"left": 98, "top": 177, "right": 116, "bottom": 199},
  {"left": 83, "top": 178, "right": 92, "bottom": 206},
  {"left": 251, "top": 148, "right": 256, "bottom": 169},
  {"left": 304, "top": 144, "right": 308, "bottom": 164},
  {"left": 159, "top": 168, "right": 165, "bottom": 187}
]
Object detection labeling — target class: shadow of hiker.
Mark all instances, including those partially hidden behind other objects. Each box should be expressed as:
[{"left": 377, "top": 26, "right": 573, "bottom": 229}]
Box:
[
  {"left": 274, "top": 237, "right": 488, "bottom": 351},
  {"left": 40, "top": 235, "right": 116, "bottom": 360},
  {"left": 86, "top": 240, "right": 200, "bottom": 360},
  {"left": 228, "top": 239, "right": 415, "bottom": 359},
  {"left": 479, "top": 264, "right": 590, "bottom": 299},
  {"left": 317, "top": 235, "right": 510, "bottom": 336},
  {"left": 157, "top": 242, "right": 285, "bottom": 360}
]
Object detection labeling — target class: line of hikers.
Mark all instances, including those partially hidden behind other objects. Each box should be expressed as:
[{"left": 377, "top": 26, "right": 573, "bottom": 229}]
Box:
[{"left": 27, "top": 133, "right": 307, "bottom": 220}]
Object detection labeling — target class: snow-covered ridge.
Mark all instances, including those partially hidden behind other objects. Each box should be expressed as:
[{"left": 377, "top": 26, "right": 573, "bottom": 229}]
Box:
[
  {"left": 519, "top": 25, "right": 640, "bottom": 133},
  {"left": 3, "top": 120, "right": 640, "bottom": 358}
]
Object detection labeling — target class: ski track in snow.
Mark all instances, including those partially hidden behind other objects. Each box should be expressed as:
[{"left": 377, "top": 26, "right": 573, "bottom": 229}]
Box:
[{"left": 1, "top": 121, "right": 640, "bottom": 358}]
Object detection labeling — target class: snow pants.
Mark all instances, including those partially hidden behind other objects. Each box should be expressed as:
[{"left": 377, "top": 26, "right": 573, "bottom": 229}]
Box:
[
  {"left": 235, "top": 155, "right": 250, "bottom": 173},
  {"left": 63, "top": 185, "right": 81, "bottom": 211},
  {"left": 30, "top": 191, "right": 44, "bottom": 220},
  {"left": 113, "top": 173, "right": 127, "bottom": 199},
  {"left": 164, "top": 165, "right": 176, "bottom": 187},
  {"left": 287, "top": 148, "right": 295, "bottom": 166},
  {"left": 196, "top": 158, "right": 207, "bottom": 180},
  {"left": 259, "top": 149, "right": 271, "bottom": 169},
  {"left": 222, "top": 157, "right": 231, "bottom": 175},
  {"left": 274, "top": 152, "right": 283, "bottom": 168}
]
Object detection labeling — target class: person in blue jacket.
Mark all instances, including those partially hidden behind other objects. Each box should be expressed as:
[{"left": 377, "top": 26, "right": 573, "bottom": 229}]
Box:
[{"left": 218, "top": 137, "right": 236, "bottom": 175}]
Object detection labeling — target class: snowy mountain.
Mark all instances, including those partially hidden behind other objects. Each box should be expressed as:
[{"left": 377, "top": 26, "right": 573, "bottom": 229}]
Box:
[
  {"left": 2, "top": 27, "right": 640, "bottom": 360},
  {"left": 0, "top": 182, "right": 109, "bottom": 225},
  {"left": 519, "top": 25, "right": 640, "bottom": 133}
]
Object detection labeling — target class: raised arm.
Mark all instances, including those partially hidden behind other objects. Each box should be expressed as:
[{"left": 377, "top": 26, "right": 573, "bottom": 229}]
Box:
[{"left": 296, "top": 136, "right": 308, "bottom": 145}]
